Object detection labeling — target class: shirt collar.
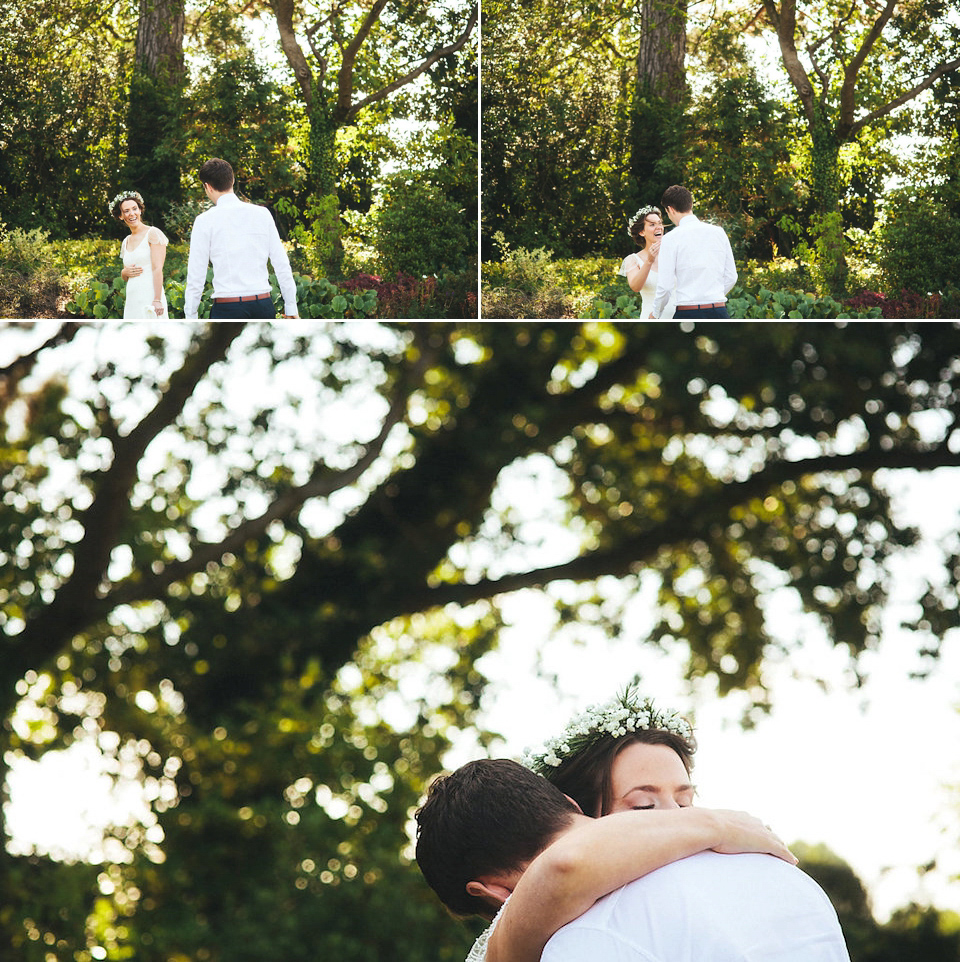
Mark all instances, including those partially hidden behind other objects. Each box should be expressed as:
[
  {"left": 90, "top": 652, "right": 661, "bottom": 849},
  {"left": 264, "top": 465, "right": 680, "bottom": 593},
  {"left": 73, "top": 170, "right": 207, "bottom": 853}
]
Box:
[
  {"left": 216, "top": 192, "right": 241, "bottom": 206},
  {"left": 677, "top": 214, "right": 700, "bottom": 229}
]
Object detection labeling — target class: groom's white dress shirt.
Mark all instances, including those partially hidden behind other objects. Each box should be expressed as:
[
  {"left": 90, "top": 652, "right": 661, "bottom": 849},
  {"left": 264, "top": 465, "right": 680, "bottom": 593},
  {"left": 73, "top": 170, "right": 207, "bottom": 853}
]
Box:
[
  {"left": 184, "top": 192, "right": 298, "bottom": 319},
  {"left": 541, "top": 852, "right": 850, "bottom": 962},
  {"left": 653, "top": 215, "right": 737, "bottom": 318}
]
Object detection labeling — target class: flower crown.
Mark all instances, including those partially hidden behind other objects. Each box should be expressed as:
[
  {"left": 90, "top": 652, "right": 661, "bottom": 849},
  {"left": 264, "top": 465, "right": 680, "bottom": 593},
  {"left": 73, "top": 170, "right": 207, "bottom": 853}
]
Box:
[
  {"left": 627, "top": 205, "right": 661, "bottom": 236},
  {"left": 521, "top": 683, "right": 693, "bottom": 774},
  {"left": 109, "top": 190, "right": 144, "bottom": 216}
]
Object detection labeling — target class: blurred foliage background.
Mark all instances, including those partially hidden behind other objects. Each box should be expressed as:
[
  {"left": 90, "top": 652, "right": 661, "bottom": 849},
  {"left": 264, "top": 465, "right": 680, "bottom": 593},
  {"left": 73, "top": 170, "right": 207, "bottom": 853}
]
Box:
[{"left": 1, "top": 321, "right": 959, "bottom": 960}]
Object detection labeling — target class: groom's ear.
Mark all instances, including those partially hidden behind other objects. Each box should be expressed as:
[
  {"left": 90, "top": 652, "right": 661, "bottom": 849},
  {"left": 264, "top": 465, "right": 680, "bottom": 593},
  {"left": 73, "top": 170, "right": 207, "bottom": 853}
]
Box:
[{"left": 466, "top": 878, "right": 514, "bottom": 906}]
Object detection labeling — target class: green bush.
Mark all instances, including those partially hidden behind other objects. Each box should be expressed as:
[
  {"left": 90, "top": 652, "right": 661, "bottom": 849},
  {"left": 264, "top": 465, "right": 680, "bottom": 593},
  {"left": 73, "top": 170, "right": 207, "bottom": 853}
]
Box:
[
  {"left": 484, "top": 232, "right": 560, "bottom": 296},
  {"left": 164, "top": 199, "right": 212, "bottom": 243},
  {"left": 0, "top": 226, "right": 68, "bottom": 317},
  {"left": 725, "top": 283, "right": 881, "bottom": 318},
  {"left": 374, "top": 175, "right": 473, "bottom": 276},
  {"left": 874, "top": 194, "right": 960, "bottom": 296}
]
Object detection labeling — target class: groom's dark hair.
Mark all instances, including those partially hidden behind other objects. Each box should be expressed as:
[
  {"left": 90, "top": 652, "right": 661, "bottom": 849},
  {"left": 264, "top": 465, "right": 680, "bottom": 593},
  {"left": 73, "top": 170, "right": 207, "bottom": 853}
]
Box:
[
  {"left": 662, "top": 184, "right": 693, "bottom": 213},
  {"left": 199, "top": 158, "right": 235, "bottom": 192},
  {"left": 415, "top": 758, "right": 578, "bottom": 919}
]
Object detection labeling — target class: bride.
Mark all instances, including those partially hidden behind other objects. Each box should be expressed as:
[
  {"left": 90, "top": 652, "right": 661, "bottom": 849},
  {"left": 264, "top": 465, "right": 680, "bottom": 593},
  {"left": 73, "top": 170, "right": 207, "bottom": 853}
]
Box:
[
  {"left": 110, "top": 190, "right": 169, "bottom": 318},
  {"left": 619, "top": 205, "right": 676, "bottom": 319}
]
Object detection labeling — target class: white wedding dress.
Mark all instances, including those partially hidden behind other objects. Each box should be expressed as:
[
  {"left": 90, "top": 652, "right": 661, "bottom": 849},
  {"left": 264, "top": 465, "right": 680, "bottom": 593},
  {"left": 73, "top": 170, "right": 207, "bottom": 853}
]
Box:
[
  {"left": 618, "top": 253, "right": 676, "bottom": 319},
  {"left": 122, "top": 226, "right": 169, "bottom": 318}
]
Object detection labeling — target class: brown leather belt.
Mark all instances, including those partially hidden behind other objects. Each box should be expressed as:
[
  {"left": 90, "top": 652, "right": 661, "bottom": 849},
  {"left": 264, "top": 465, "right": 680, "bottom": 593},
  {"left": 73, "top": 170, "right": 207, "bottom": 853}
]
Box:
[
  {"left": 675, "top": 302, "right": 725, "bottom": 311},
  {"left": 213, "top": 292, "right": 272, "bottom": 304}
]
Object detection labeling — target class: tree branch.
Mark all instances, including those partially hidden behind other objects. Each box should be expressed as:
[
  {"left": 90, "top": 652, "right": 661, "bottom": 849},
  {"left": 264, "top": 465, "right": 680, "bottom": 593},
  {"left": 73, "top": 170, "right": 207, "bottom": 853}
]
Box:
[
  {"left": 849, "top": 56, "right": 960, "bottom": 137},
  {"left": 404, "top": 443, "right": 960, "bottom": 611},
  {"left": 344, "top": 2, "right": 478, "bottom": 122},
  {"left": 106, "top": 338, "right": 433, "bottom": 608},
  {"left": 0, "top": 323, "right": 81, "bottom": 408},
  {"left": 762, "top": 0, "right": 817, "bottom": 125},
  {"left": 269, "top": 0, "right": 315, "bottom": 106},
  {"left": 838, "top": 0, "right": 896, "bottom": 137},
  {"left": 336, "top": 0, "right": 390, "bottom": 118},
  {"left": 8, "top": 325, "right": 245, "bottom": 682}
]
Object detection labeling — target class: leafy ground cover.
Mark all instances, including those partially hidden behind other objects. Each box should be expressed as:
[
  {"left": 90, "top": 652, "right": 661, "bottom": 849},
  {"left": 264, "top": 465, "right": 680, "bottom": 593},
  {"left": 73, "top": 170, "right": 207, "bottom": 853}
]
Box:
[
  {"left": 482, "top": 249, "right": 956, "bottom": 319},
  {"left": 2, "top": 236, "right": 477, "bottom": 319}
]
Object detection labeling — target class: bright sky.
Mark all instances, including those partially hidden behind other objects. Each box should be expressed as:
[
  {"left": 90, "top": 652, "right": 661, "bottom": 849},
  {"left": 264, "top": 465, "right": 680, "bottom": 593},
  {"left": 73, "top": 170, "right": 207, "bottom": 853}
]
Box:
[
  {"left": 4, "top": 324, "right": 959, "bottom": 927},
  {"left": 464, "top": 468, "right": 960, "bottom": 923}
]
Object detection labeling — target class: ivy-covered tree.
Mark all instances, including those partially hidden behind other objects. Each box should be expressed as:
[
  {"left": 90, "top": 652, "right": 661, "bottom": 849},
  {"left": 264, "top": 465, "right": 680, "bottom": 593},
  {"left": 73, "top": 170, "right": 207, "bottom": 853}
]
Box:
[
  {"left": 759, "top": 0, "right": 960, "bottom": 295},
  {"left": 3, "top": 322, "right": 960, "bottom": 956},
  {"left": 267, "top": 0, "right": 476, "bottom": 275}
]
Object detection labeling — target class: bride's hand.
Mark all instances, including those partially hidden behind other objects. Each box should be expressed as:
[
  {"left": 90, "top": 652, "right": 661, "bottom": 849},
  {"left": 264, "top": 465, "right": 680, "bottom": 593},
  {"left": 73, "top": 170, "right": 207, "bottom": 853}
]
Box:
[
  {"left": 708, "top": 809, "right": 798, "bottom": 864},
  {"left": 121, "top": 266, "right": 143, "bottom": 280}
]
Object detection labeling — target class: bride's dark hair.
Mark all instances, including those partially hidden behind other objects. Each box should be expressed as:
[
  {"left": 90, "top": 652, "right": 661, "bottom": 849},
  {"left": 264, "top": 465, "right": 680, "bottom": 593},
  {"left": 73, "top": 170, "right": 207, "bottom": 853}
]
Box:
[{"left": 543, "top": 728, "right": 696, "bottom": 817}]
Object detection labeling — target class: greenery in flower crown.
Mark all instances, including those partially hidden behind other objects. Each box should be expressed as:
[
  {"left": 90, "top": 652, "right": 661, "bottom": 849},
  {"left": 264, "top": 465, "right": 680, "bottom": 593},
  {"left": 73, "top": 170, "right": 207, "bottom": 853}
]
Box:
[
  {"left": 109, "top": 190, "right": 145, "bottom": 217},
  {"left": 521, "top": 682, "right": 693, "bottom": 774},
  {"left": 627, "top": 205, "right": 661, "bottom": 237}
]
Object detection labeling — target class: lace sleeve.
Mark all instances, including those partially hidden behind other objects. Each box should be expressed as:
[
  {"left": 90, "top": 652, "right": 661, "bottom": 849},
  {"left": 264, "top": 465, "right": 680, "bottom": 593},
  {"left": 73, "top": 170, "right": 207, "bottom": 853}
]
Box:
[
  {"left": 148, "top": 226, "right": 169, "bottom": 246},
  {"left": 465, "top": 901, "right": 508, "bottom": 962}
]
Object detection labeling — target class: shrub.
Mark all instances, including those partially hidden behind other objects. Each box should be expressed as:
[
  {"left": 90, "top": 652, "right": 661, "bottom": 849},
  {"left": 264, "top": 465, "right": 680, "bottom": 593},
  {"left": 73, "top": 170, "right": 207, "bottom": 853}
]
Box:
[
  {"left": 875, "top": 196, "right": 960, "bottom": 296},
  {"left": 164, "top": 199, "right": 212, "bottom": 243},
  {"left": 725, "top": 283, "right": 880, "bottom": 318},
  {"left": 482, "top": 287, "right": 577, "bottom": 319},
  {"left": 340, "top": 270, "right": 476, "bottom": 319},
  {"left": 580, "top": 283, "right": 882, "bottom": 319},
  {"left": 66, "top": 262, "right": 376, "bottom": 319},
  {"left": 374, "top": 175, "right": 473, "bottom": 277},
  {"left": 0, "top": 226, "right": 68, "bottom": 317},
  {"left": 483, "top": 232, "right": 559, "bottom": 295},
  {"left": 481, "top": 233, "right": 579, "bottom": 317},
  {"left": 844, "top": 287, "right": 960, "bottom": 319}
]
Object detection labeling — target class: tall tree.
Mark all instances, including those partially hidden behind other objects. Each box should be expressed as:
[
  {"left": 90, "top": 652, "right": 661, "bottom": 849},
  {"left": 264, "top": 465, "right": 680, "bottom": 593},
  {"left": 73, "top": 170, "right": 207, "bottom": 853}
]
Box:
[
  {"left": 124, "top": 0, "right": 187, "bottom": 221},
  {"left": 0, "top": 0, "right": 129, "bottom": 235},
  {"left": 3, "top": 322, "right": 960, "bottom": 954},
  {"left": 760, "top": 0, "right": 960, "bottom": 295},
  {"left": 267, "top": 0, "right": 476, "bottom": 275},
  {"left": 629, "top": 0, "right": 688, "bottom": 205}
]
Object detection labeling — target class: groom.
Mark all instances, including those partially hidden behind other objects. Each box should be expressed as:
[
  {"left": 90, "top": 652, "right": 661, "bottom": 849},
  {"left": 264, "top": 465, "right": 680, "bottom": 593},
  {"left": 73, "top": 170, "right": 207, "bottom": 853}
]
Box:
[
  {"left": 183, "top": 158, "right": 299, "bottom": 320},
  {"left": 416, "top": 758, "right": 851, "bottom": 961},
  {"left": 653, "top": 184, "right": 737, "bottom": 319}
]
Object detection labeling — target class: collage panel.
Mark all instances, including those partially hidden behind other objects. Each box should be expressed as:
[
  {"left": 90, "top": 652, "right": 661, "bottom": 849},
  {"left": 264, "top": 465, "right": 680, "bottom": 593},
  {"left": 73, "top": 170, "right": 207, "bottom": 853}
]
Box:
[
  {"left": 478, "top": 0, "right": 960, "bottom": 319},
  {"left": 0, "top": 0, "right": 480, "bottom": 320}
]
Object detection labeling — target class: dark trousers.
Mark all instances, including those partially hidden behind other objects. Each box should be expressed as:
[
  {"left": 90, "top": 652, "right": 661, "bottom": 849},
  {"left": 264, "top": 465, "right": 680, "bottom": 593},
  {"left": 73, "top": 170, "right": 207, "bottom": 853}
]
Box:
[
  {"left": 210, "top": 296, "right": 276, "bottom": 319},
  {"left": 674, "top": 305, "right": 730, "bottom": 319}
]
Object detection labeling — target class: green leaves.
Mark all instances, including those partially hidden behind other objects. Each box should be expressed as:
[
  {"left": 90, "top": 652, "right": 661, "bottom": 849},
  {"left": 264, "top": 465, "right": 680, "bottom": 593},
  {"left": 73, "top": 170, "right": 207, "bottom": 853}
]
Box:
[{"left": 4, "top": 323, "right": 960, "bottom": 957}]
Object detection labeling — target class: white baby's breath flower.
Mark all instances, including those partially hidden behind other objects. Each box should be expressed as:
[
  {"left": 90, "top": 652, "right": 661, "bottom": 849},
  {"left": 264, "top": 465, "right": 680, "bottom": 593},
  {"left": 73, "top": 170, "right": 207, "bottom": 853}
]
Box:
[{"left": 522, "top": 681, "right": 693, "bottom": 775}]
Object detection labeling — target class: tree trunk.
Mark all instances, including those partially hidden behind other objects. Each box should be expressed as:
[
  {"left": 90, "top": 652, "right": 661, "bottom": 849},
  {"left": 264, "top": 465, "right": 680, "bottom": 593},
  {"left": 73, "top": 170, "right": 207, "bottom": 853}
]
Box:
[
  {"left": 636, "top": 0, "right": 687, "bottom": 104},
  {"left": 809, "top": 119, "right": 849, "bottom": 297},
  {"left": 629, "top": 0, "right": 688, "bottom": 202},
  {"left": 125, "top": 0, "right": 186, "bottom": 220},
  {"left": 135, "top": 0, "right": 185, "bottom": 79},
  {"left": 306, "top": 101, "right": 345, "bottom": 277}
]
